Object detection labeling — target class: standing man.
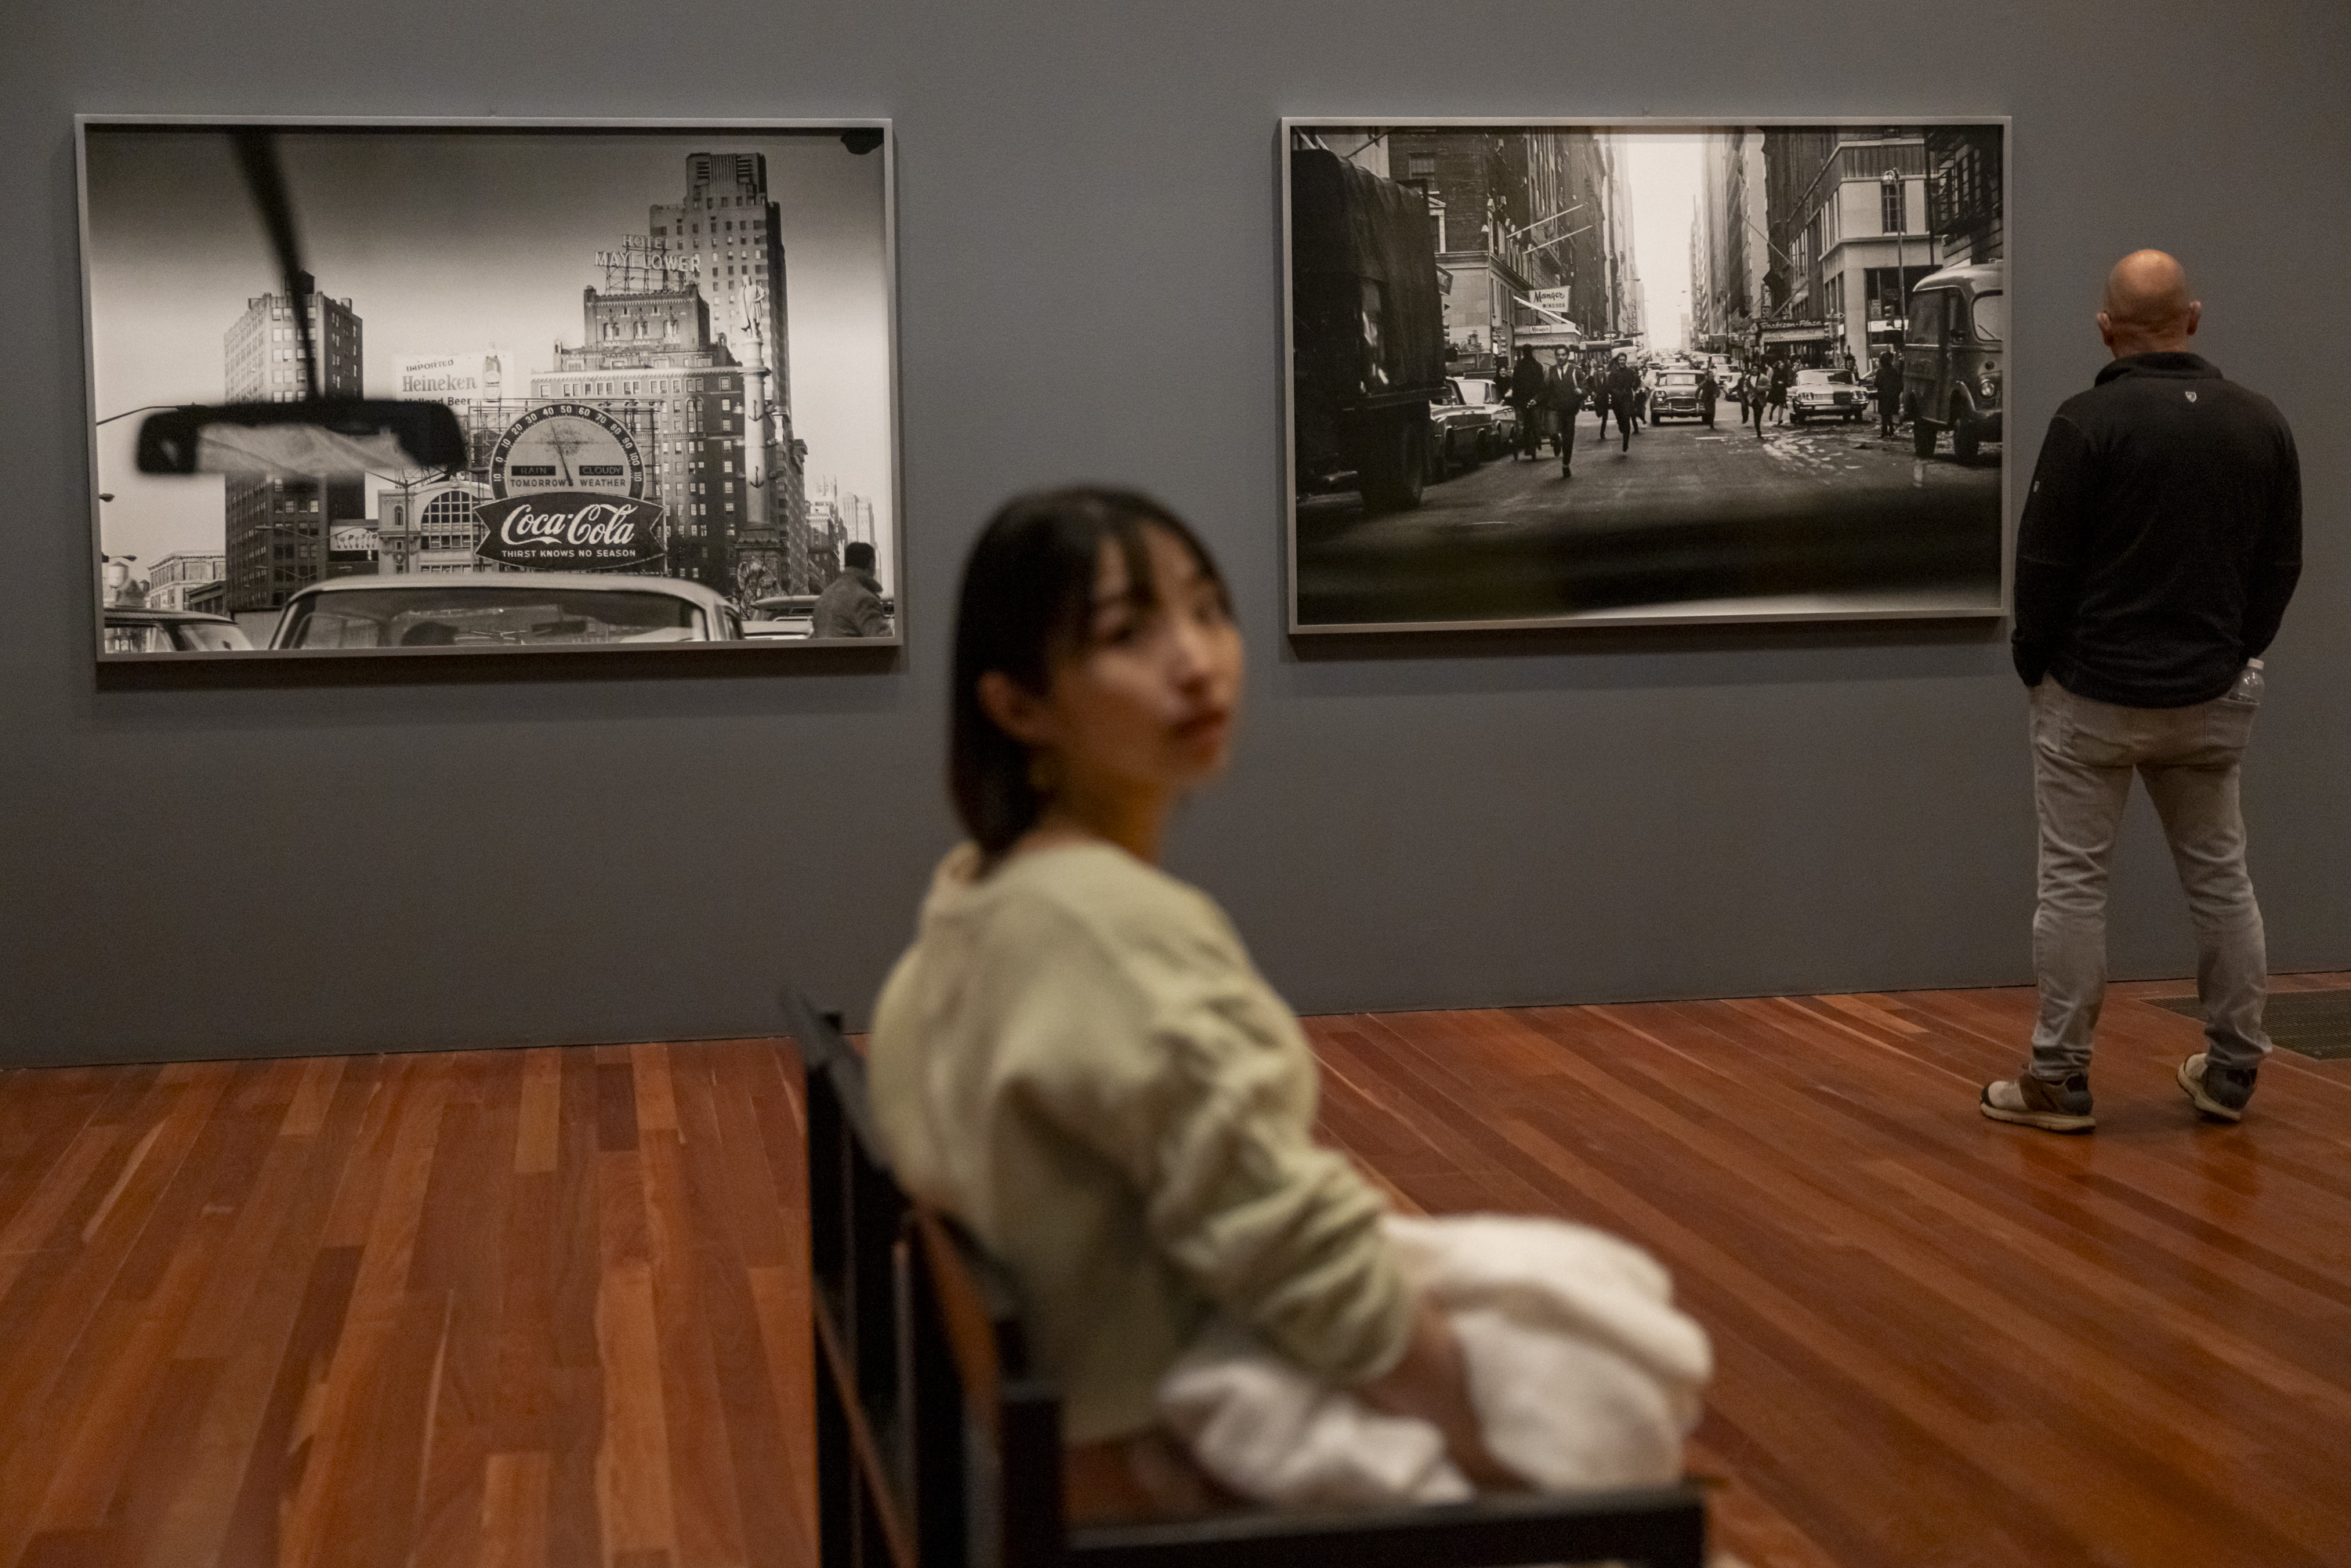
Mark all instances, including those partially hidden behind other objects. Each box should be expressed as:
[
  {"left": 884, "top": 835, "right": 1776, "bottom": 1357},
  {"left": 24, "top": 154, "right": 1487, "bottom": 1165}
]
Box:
[
  {"left": 811, "top": 539, "right": 893, "bottom": 638},
  {"left": 1872, "top": 347, "right": 1904, "bottom": 439},
  {"left": 1982, "top": 251, "right": 2302, "bottom": 1133},
  {"left": 1548, "top": 349, "right": 1585, "bottom": 478},
  {"left": 1698, "top": 365, "right": 1721, "bottom": 430}
]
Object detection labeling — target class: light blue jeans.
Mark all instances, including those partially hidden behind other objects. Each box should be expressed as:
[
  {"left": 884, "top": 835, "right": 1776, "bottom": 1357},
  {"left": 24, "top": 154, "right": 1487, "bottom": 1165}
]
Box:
[{"left": 2027, "top": 678, "right": 2270, "bottom": 1081}]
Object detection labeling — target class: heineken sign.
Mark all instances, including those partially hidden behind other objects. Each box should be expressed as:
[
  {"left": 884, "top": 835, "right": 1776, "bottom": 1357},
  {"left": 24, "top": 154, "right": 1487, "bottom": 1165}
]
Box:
[{"left": 474, "top": 493, "right": 666, "bottom": 571}]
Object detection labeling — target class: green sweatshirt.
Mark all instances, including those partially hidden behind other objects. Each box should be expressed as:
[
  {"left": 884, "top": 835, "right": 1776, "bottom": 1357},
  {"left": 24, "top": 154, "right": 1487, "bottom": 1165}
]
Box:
[{"left": 868, "top": 841, "right": 1415, "bottom": 1443}]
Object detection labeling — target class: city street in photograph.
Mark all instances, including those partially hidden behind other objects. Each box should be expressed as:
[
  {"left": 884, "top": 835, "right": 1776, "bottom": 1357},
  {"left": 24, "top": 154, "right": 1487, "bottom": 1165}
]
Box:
[
  {"left": 1284, "top": 120, "right": 2008, "bottom": 632},
  {"left": 78, "top": 119, "right": 898, "bottom": 658}
]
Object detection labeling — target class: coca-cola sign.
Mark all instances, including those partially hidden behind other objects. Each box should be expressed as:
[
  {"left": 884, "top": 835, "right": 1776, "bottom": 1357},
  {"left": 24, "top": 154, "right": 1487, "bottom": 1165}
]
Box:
[{"left": 474, "top": 492, "right": 667, "bottom": 570}]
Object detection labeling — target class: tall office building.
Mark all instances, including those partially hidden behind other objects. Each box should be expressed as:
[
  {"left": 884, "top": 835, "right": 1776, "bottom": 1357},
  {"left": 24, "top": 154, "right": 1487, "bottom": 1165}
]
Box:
[
  {"left": 1762, "top": 129, "right": 1935, "bottom": 368},
  {"left": 1379, "top": 129, "right": 1632, "bottom": 357},
  {"left": 1695, "top": 129, "right": 1770, "bottom": 353},
  {"left": 648, "top": 153, "right": 811, "bottom": 585},
  {"left": 220, "top": 272, "right": 365, "bottom": 613}
]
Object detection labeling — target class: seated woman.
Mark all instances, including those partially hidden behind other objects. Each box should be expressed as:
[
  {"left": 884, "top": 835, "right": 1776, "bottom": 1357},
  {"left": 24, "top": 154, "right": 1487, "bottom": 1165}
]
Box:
[{"left": 868, "top": 487, "right": 1505, "bottom": 1519}]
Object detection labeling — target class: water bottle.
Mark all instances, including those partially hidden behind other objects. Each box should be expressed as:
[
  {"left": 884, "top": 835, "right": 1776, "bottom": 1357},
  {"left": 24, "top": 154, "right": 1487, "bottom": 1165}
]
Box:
[{"left": 2230, "top": 658, "right": 2265, "bottom": 704}]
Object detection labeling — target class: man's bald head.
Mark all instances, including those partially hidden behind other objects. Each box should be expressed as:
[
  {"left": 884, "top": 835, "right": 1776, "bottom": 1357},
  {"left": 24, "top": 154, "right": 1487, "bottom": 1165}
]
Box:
[{"left": 2098, "top": 250, "right": 2201, "bottom": 357}]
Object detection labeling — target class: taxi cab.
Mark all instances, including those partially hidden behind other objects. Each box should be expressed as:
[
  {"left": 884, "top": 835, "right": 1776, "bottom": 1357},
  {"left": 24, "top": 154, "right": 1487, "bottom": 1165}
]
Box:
[
  {"left": 1788, "top": 368, "right": 1865, "bottom": 424},
  {"left": 1650, "top": 370, "right": 1706, "bottom": 422}
]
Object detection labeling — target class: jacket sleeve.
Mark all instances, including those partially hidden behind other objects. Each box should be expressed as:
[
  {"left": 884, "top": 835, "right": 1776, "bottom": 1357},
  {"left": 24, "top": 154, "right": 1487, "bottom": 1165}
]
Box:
[
  {"left": 1009, "top": 923, "right": 1416, "bottom": 1387},
  {"left": 2012, "top": 414, "right": 2094, "bottom": 686},
  {"left": 2241, "top": 422, "right": 2302, "bottom": 660},
  {"left": 854, "top": 592, "right": 892, "bottom": 638}
]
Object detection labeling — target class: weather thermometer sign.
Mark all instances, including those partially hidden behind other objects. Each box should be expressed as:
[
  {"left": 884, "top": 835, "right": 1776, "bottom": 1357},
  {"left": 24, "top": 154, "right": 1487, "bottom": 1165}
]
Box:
[{"left": 488, "top": 404, "right": 646, "bottom": 499}]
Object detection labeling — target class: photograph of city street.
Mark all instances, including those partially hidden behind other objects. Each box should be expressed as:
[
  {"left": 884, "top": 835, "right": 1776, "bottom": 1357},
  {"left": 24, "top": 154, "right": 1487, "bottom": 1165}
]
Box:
[
  {"left": 79, "top": 120, "right": 897, "bottom": 657},
  {"left": 1285, "top": 120, "right": 2008, "bottom": 632}
]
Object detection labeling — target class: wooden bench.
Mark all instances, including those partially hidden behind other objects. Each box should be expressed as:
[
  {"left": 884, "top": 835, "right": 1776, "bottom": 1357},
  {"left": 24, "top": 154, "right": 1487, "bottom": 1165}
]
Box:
[{"left": 783, "top": 993, "right": 1709, "bottom": 1568}]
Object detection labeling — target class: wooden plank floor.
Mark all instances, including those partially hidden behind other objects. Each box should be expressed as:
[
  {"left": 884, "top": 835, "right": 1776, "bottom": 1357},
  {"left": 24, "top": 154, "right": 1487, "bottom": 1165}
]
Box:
[
  {"left": 1306, "top": 973, "right": 2351, "bottom": 1568},
  {"left": 0, "top": 1040, "right": 817, "bottom": 1568},
  {"left": 2, "top": 977, "right": 2347, "bottom": 1568}
]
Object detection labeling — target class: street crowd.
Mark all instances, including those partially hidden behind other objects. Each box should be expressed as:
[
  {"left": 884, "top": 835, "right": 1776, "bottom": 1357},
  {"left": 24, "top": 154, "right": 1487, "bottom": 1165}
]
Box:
[{"left": 1489, "top": 342, "right": 1912, "bottom": 478}]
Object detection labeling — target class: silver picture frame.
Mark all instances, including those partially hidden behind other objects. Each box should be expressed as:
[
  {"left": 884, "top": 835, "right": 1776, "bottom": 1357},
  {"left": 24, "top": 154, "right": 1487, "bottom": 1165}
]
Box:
[
  {"left": 77, "top": 115, "right": 902, "bottom": 664},
  {"left": 1281, "top": 116, "right": 2013, "bottom": 636}
]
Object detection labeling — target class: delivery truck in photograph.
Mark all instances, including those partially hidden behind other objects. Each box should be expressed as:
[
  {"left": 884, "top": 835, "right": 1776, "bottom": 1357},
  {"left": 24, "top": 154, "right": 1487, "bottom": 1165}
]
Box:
[{"left": 1288, "top": 147, "right": 1447, "bottom": 512}]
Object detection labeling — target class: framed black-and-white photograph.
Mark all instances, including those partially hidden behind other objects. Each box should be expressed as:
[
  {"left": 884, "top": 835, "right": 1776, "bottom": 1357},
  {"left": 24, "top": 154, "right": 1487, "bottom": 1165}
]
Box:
[
  {"left": 1283, "top": 118, "right": 2009, "bottom": 633},
  {"left": 78, "top": 116, "right": 900, "bottom": 661}
]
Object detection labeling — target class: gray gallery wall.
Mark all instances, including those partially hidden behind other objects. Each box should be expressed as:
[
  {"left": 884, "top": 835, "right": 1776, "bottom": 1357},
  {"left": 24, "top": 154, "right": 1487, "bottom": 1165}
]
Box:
[{"left": 5, "top": 1, "right": 2347, "bottom": 1066}]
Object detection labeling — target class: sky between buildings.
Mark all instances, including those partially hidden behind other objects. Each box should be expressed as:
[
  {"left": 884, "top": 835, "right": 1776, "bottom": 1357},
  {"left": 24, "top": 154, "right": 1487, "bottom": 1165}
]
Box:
[
  {"left": 1614, "top": 132, "right": 1704, "bottom": 353},
  {"left": 82, "top": 125, "right": 893, "bottom": 576}
]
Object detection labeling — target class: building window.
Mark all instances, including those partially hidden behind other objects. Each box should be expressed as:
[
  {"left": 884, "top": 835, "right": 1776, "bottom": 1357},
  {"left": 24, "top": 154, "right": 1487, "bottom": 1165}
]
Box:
[{"left": 1882, "top": 178, "right": 1904, "bottom": 234}]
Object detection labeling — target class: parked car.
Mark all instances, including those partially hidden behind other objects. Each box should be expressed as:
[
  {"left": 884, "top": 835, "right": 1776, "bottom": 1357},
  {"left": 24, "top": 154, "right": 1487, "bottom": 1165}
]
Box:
[
  {"left": 268, "top": 572, "right": 745, "bottom": 650},
  {"left": 1788, "top": 368, "right": 1866, "bottom": 424},
  {"left": 745, "top": 591, "right": 897, "bottom": 639},
  {"left": 1426, "top": 378, "right": 1496, "bottom": 480},
  {"left": 1650, "top": 370, "right": 1706, "bottom": 422},
  {"left": 101, "top": 607, "right": 254, "bottom": 654},
  {"left": 1449, "top": 375, "right": 1519, "bottom": 458},
  {"left": 1903, "top": 260, "right": 2005, "bottom": 461},
  {"left": 746, "top": 594, "right": 818, "bottom": 638}
]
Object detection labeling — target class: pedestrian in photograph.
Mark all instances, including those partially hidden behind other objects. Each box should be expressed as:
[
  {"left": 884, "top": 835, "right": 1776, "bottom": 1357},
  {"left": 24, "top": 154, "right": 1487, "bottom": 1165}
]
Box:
[
  {"left": 1607, "top": 356, "right": 1640, "bottom": 452},
  {"left": 1981, "top": 250, "right": 2302, "bottom": 1134},
  {"left": 813, "top": 540, "right": 892, "bottom": 638},
  {"left": 1747, "top": 367, "right": 1770, "bottom": 440},
  {"left": 1509, "top": 345, "right": 1549, "bottom": 461},
  {"left": 1549, "top": 349, "right": 1586, "bottom": 478},
  {"left": 1698, "top": 365, "right": 1720, "bottom": 429},
  {"left": 1767, "top": 358, "right": 1791, "bottom": 425},
  {"left": 1873, "top": 347, "right": 1904, "bottom": 439}
]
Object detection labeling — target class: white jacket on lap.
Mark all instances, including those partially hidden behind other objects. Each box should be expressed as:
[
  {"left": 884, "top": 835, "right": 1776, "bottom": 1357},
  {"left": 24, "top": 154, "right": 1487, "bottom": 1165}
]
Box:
[{"left": 1157, "top": 1213, "right": 1712, "bottom": 1506}]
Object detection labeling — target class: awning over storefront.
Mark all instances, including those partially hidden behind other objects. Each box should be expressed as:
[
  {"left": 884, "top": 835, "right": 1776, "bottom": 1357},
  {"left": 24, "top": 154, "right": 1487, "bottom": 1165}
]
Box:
[{"left": 1515, "top": 322, "right": 1585, "bottom": 350}]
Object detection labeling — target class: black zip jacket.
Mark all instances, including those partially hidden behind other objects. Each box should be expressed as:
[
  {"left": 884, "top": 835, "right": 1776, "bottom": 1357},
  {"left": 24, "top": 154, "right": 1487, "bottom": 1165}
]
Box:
[{"left": 2012, "top": 352, "right": 2300, "bottom": 706}]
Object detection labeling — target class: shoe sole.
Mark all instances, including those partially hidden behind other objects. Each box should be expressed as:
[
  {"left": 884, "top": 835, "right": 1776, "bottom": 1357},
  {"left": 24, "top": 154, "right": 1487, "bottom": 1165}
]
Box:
[
  {"left": 2177, "top": 1059, "right": 2247, "bottom": 1123},
  {"left": 1979, "top": 1094, "right": 2094, "bottom": 1133}
]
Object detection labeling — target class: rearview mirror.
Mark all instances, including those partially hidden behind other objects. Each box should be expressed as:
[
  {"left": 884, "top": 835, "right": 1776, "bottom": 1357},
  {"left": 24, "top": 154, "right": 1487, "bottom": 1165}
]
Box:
[{"left": 136, "top": 399, "right": 469, "bottom": 477}]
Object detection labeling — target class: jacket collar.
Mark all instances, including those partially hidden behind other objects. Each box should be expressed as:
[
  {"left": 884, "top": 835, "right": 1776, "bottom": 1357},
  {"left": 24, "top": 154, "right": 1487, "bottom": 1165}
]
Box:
[{"left": 2096, "top": 351, "right": 2220, "bottom": 386}]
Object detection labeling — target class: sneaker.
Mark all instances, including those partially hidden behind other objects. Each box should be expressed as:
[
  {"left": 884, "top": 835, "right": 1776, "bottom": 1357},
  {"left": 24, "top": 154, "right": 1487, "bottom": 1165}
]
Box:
[
  {"left": 1980, "top": 1072, "right": 2095, "bottom": 1132},
  {"left": 2177, "top": 1053, "right": 2255, "bottom": 1123}
]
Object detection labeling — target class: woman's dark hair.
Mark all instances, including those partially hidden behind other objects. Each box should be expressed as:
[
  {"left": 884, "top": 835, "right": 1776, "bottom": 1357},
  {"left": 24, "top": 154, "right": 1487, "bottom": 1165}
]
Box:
[{"left": 951, "top": 486, "right": 1227, "bottom": 856}]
